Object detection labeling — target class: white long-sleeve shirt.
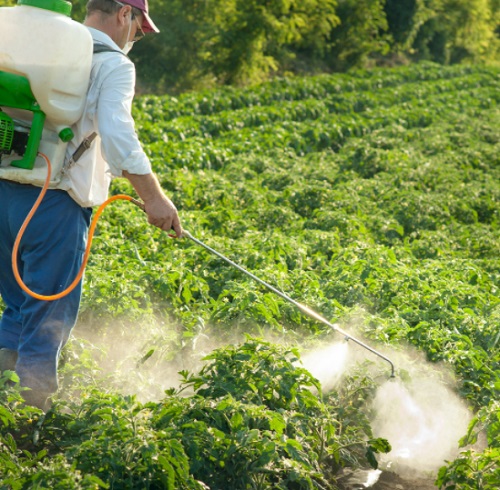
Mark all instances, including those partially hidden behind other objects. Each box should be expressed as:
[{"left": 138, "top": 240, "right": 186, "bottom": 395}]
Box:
[{"left": 59, "top": 27, "right": 152, "bottom": 207}]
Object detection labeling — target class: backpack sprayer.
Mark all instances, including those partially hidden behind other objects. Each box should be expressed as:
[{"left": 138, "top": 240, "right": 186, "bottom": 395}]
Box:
[{"left": 2, "top": 1, "right": 396, "bottom": 378}]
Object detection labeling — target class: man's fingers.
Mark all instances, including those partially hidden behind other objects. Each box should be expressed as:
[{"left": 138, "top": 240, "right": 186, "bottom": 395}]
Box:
[
  {"left": 152, "top": 216, "right": 182, "bottom": 237},
  {"left": 171, "top": 217, "right": 183, "bottom": 238}
]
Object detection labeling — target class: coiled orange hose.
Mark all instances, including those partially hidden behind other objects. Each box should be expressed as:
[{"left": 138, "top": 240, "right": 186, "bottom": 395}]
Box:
[{"left": 12, "top": 153, "right": 138, "bottom": 302}]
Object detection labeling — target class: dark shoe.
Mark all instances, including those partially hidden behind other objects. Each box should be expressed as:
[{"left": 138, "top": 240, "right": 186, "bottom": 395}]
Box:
[
  {"left": 22, "top": 389, "right": 52, "bottom": 412},
  {"left": 0, "top": 348, "right": 18, "bottom": 372}
]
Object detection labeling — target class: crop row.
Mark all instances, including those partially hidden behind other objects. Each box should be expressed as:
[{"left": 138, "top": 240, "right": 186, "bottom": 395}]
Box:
[
  {"left": 134, "top": 63, "right": 496, "bottom": 120},
  {"left": 136, "top": 86, "right": 498, "bottom": 174},
  {"left": 134, "top": 74, "right": 498, "bottom": 145}
]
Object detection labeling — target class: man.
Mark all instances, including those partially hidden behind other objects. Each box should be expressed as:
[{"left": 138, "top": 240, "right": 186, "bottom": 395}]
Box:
[{"left": 0, "top": 0, "right": 181, "bottom": 410}]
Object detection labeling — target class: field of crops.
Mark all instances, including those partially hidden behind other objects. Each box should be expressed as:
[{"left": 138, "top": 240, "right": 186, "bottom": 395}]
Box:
[{"left": 1, "top": 62, "right": 499, "bottom": 488}]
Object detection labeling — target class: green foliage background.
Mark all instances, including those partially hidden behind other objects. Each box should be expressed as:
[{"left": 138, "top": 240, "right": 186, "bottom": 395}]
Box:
[{"left": 70, "top": 0, "right": 499, "bottom": 93}]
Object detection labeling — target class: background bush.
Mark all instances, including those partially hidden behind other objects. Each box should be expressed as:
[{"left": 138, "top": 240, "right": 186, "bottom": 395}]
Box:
[{"left": 57, "top": 0, "right": 500, "bottom": 93}]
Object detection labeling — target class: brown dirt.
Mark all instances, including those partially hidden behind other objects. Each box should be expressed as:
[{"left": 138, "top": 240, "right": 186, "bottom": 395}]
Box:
[
  {"left": 371, "top": 471, "right": 438, "bottom": 490},
  {"left": 336, "top": 468, "right": 438, "bottom": 490}
]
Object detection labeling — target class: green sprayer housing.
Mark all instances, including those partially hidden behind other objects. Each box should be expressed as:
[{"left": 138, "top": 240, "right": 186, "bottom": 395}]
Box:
[{"left": 0, "top": 71, "right": 46, "bottom": 169}]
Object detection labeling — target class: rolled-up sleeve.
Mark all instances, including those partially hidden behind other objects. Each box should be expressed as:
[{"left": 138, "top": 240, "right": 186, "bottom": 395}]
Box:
[{"left": 97, "top": 61, "right": 151, "bottom": 177}]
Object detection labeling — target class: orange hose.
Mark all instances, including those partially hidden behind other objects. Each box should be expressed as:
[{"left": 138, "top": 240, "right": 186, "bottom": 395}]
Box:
[{"left": 12, "top": 153, "right": 138, "bottom": 302}]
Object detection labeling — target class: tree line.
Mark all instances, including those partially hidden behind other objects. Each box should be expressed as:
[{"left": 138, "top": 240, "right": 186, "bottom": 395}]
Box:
[{"left": 3, "top": 0, "right": 499, "bottom": 94}]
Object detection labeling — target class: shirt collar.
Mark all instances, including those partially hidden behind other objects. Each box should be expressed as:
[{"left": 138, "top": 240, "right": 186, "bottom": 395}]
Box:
[{"left": 86, "top": 26, "right": 122, "bottom": 52}]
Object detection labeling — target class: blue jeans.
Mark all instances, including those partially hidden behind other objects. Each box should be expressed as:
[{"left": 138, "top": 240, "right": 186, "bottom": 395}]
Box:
[{"left": 0, "top": 180, "right": 91, "bottom": 394}]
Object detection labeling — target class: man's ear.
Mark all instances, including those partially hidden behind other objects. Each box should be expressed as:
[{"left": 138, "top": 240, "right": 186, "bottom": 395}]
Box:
[{"left": 117, "top": 5, "right": 132, "bottom": 26}]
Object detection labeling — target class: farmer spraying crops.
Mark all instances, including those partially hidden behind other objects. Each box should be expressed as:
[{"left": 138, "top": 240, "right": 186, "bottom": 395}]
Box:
[{"left": 0, "top": 0, "right": 182, "bottom": 411}]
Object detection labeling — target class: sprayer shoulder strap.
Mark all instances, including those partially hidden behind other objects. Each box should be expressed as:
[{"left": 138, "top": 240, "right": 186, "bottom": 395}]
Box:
[
  {"left": 64, "top": 44, "right": 126, "bottom": 169},
  {"left": 92, "top": 43, "right": 128, "bottom": 57}
]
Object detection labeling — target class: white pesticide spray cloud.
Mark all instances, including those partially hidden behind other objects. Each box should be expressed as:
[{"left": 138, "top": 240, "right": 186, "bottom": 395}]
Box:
[
  {"left": 370, "top": 364, "right": 472, "bottom": 476},
  {"left": 301, "top": 340, "right": 351, "bottom": 392},
  {"left": 298, "top": 328, "right": 473, "bottom": 477}
]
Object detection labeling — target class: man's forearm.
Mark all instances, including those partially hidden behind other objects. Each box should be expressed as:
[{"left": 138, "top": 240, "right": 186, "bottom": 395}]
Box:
[{"left": 122, "top": 171, "right": 164, "bottom": 203}]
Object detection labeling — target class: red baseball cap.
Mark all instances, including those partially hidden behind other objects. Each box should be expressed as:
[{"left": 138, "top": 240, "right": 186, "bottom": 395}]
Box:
[{"left": 121, "top": 0, "right": 159, "bottom": 34}]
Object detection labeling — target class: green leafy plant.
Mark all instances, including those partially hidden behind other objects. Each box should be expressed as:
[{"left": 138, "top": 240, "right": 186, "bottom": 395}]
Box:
[{"left": 436, "top": 401, "right": 500, "bottom": 489}]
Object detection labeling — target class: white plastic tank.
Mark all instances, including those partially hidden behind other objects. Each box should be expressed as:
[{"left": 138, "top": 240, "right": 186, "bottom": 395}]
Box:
[{"left": 0, "top": 0, "right": 93, "bottom": 132}]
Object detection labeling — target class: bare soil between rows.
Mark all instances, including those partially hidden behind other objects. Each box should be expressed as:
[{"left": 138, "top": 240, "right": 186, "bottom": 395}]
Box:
[
  {"left": 337, "top": 468, "right": 438, "bottom": 490},
  {"left": 371, "top": 471, "right": 437, "bottom": 490}
]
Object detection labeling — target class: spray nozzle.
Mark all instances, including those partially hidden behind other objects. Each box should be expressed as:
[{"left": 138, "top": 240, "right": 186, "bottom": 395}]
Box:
[{"left": 332, "top": 324, "right": 396, "bottom": 378}]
